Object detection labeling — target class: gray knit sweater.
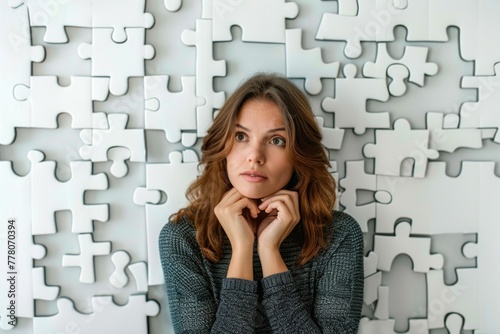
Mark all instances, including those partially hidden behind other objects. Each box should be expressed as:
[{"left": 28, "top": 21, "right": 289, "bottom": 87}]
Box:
[{"left": 159, "top": 211, "right": 364, "bottom": 333}]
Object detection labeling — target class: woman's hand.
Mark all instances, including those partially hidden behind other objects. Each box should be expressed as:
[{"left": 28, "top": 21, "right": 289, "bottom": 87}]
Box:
[
  {"left": 256, "top": 190, "right": 300, "bottom": 277},
  {"left": 214, "top": 188, "right": 260, "bottom": 280}
]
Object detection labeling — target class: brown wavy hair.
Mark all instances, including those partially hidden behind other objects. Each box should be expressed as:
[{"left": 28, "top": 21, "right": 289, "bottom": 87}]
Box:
[{"left": 172, "top": 73, "right": 336, "bottom": 265}]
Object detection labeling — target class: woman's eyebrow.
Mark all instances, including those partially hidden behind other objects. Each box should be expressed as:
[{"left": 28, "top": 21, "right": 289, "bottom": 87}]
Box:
[{"left": 235, "top": 124, "right": 285, "bottom": 133}]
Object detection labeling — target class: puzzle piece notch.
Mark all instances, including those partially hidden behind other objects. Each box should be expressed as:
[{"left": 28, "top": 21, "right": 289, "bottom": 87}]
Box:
[
  {"left": 212, "top": 0, "right": 299, "bottom": 43},
  {"left": 144, "top": 75, "right": 204, "bottom": 143},
  {"left": 28, "top": 150, "right": 109, "bottom": 235},
  {"left": 91, "top": 0, "right": 155, "bottom": 43},
  {"left": 363, "top": 118, "right": 439, "bottom": 178},
  {"left": 79, "top": 113, "right": 146, "bottom": 178},
  {"left": 110, "top": 251, "right": 131, "bottom": 289},
  {"left": 374, "top": 221, "right": 444, "bottom": 273},
  {"left": 322, "top": 64, "right": 390, "bottom": 134},
  {"left": 78, "top": 28, "right": 155, "bottom": 96},
  {"left": 181, "top": 19, "right": 227, "bottom": 137},
  {"left": 285, "top": 29, "right": 339, "bottom": 95},
  {"left": 426, "top": 112, "right": 483, "bottom": 153},
  {"left": 62, "top": 233, "right": 111, "bottom": 284},
  {"left": 164, "top": 0, "right": 182, "bottom": 11}
]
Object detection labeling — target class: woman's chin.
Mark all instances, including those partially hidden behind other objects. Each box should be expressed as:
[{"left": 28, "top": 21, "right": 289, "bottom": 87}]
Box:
[{"left": 236, "top": 188, "right": 273, "bottom": 200}]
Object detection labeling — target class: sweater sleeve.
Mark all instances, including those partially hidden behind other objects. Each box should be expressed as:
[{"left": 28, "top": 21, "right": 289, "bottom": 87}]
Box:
[
  {"left": 159, "top": 220, "right": 259, "bottom": 334},
  {"left": 260, "top": 212, "right": 364, "bottom": 334}
]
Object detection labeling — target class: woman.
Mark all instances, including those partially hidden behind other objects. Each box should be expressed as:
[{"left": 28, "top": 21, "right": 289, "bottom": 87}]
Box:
[{"left": 159, "top": 73, "right": 364, "bottom": 333}]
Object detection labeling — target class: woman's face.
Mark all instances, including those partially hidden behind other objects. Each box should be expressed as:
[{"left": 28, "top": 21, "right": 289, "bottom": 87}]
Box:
[{"left": 226, "top": 99, "right": 294, "bottom": 199}]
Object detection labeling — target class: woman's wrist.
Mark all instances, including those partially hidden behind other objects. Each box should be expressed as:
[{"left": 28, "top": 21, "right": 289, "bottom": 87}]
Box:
[
  {"left": 258, "top": 246, "right": 288, "bottom": 278},
  {"left": 227, "top": 245, "right": 254, "bottom": 280}
]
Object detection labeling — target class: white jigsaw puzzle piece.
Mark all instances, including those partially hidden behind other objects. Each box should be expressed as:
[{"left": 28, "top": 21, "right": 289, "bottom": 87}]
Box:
[
  {"left": 374, "top": 222, "right": 444, "bottom": 273},
  {"left": 13, "top": 76, "right": 109, "bottom": 129},
  {"left": 144, "top": 75, "right": 204, "bottom": 143},
  {"left": 128, "top": 261, "right": 149, "bottom": 293},
  {"left": 134, "top": 150, "right": 200, "bottom": 285},
  {"left": 181, "top": 19, "right": 226, "bottom": 137},
  {"left": 0, "top": 2, "right": 45, "bottom": 145},
  {"left": 358, "top": 317, "right": 428, "bottom": 334},
  {"left": 62, "top": 233, "right": 111, "bottom": 284},
  {"left": 110, "top": 250, "right": 131, "bottom": 289},
  {"left": 78, "top": 28, "right": 155, "bottom": 96},
  {"left": 375, "top": 161, "right": 491, "bottom": 235},
  {"left": 426, "top": 112, "right": 483, "bottom": 153},
  {"left": 212, "top": 0, "right": 299, "bottom": 43},
  {"left": 30, "top": 150, "right": 109, "bottom": 235},
  {"left": 427, "top": 269, "right": 479, "bottom": 330},
  {"left": 91, "top": 0, "right": 155, "bottom": 43},
  {"left": 339, "top": 160, "right": 376, "bottom": 232},
  {"left": 315, "top": 116, "right": 345, "bottom": 150},
  {"left": 460, "top": 62, "right": 500, "bottom": 142},
  {"left": 363, "top": 118, "right": 439, "bottom": 178},
  {"left": 79, "top": 113, "right": 146, "bottom": 178},
  {"left": 285, "top": 29, "right": 339, "bottom": 95},
  {"left": 34, "top": 295, "right": 159, "bottom": 333},
  {"left": 322, "top": 64, "right": 390, "bottom": 135},
  {"left": 363, "top": 43, "right": 438, "bottom": 88},
  {"left": 10, "top": 0, "right": 92, "bottom": 43},
  {"left": 32, "top": 267, "right": 60, "bottom": 301}
]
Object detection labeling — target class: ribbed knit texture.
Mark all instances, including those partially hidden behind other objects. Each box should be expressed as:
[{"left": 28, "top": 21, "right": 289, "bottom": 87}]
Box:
[{"left": 159, "top": 211, "right": 364, "bottom": 333}]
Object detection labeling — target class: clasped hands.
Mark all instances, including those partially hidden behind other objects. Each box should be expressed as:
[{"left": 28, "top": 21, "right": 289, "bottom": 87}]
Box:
[{"left": 214, "top": 188, "right": 300, "bottom": 278}]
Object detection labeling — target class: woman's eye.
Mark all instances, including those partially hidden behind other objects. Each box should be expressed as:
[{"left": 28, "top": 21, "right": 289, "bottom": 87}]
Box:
[
  {"left": 270, "top": 137, "right": 286, "bottom": 147},
  {"left": 235, "top": 132, "right": 247, "bottom": 141}
]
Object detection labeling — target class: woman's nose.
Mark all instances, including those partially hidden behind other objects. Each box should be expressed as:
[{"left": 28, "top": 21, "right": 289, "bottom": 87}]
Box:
[{"left": 247, "top": 144, "right": 265, "bottom": 164}]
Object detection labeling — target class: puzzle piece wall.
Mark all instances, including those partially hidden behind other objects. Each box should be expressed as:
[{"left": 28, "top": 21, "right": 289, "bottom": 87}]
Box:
[{"left": 1, "top": 0, "right": 499, "bottom": 333}]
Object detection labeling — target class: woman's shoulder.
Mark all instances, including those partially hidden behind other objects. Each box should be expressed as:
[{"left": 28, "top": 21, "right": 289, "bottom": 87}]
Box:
[
  {"left": 159, "top": 215, "right": 199, "bottom": 254},
  {"left": 324, "top": 210, "right": 364, "bottom": 251}
]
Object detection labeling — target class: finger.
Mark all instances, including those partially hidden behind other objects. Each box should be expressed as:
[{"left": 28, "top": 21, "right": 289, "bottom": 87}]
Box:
[
  {"left": 259, "top": 193, "right": 298, "bottom": 218},
  {"left": 234, "top": 197, "right": 260, "bottom": 218}
]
